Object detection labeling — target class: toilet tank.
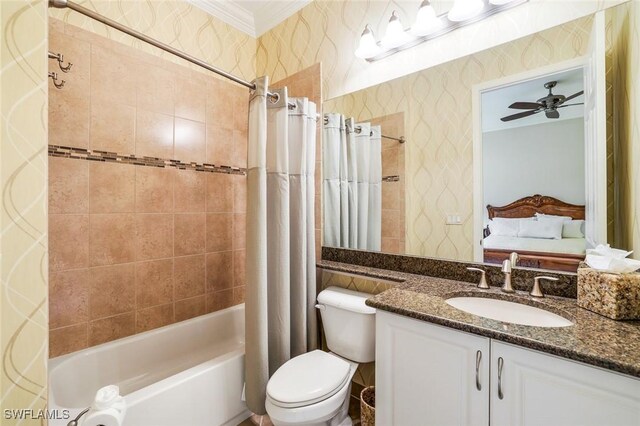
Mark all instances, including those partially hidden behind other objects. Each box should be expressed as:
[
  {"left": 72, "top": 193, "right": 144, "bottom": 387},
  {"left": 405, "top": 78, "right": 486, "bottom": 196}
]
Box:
[{"left": 316, "top": 286, "right": 376, "bottom": 363}]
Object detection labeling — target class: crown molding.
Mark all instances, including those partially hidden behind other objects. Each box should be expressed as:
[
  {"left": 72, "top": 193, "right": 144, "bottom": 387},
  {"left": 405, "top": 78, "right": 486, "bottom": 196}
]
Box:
[
  {"left": 189, "top": 0, "right": 312, "bottom": 38},
  {"left": 189, "top": 0, "right": 256, "bottom": 37}
]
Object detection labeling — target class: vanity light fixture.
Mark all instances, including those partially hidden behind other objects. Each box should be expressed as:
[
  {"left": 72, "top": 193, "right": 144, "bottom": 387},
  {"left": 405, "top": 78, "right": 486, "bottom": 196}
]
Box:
[
  {"left": 355, "top": 25, "right": 382, "bottom": 59},
  {"left": 382, "top": 11, "right": 414, "bottom": 48},
  {"left": 448, "top": 0, "right": 485, "bottom": 22},
  {"left": 355, "top": 0, "right": 529, "bottom": 61},
  {"left": 410, "top": 0, "right": 444, "bottom": 37}
]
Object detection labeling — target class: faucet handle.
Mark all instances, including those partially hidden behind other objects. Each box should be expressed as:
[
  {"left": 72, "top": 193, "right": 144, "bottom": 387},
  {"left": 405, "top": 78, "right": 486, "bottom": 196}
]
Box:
[
  {"left": 501, "top": 259, "right": 512, "bottom": 273},
  {"left": 467, "top": 267, "right": 489, "bottom": 289},
  {"left": 531, "top": 276, "right": 559, "bottom": 298}
]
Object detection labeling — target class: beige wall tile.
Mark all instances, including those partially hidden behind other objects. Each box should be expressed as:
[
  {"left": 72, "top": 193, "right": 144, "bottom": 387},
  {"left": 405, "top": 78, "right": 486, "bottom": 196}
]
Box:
[
  {"left": 91, "top": 45, "right": 136, "bottom": 107},
  {"left": 233, "top": 286, "right": 245, "bottom": 305},
  {"left": 174, "top": 118, "right": 206, "bottom": 163},
  {"left": 50, "top": 94, "right": 91, "bottom": 149},
  {"left": 205, "top": 126, "right": 234, "bottom": 166},
  {"left": 175, "top": 170, "right": 206, "bottom": 212},
  {"left": 206, "top": 79, "right": 234, "bottom": 130},
  {"left": 89, "top": 161, "right": 135, "bottom": 213},
  {"left": 233, "top": 175, "right": 247, "bottom": 213},
  {"left": 136, "top": 63, "right": 175, "bottom": 116},
  {"left": 205, "top": 213, "right": 233, "bottom": 252},
  {"left": 175, "top": 77, "right": 206, "bottom": 122},
  {"left": 174, "top": 213, "right": 206, "bottom": 256},
  {"left": 136, "top": 303, "right": 174, "bottom": 333},
  {"left": 135, "top": 167, "right": 174, "bottom": 213},
  {"left": 49, "top": 157, "right": 89, "bottom": 214},
  {"left": 89, "top": 263, "right": 135, "bottom": 319},
  {"left": 232, "top": 129, "right": 248, "bottom": 168},
  {"left": 49, "top": 214, "right": 89, "bottom": 271},
  {"left": 136, "top": 109, "right": 174, "bottom": 159},
  {"left": 90, "top": 101, "right": 136, "bottom": 154},
  {"left": 233, "top": 213, "right": 246, "bottom": 250},
  {"left": 50, "top": 269, "right": 89, "bottom": 329},
  {"left": 135, "top": 213, "right": 173, "bottom": 261},
  {"left": 89, "top": 213, "right": 136, "bottom": 266},
  {"left": 175, "top": 296, "right": 206, "bottom": 322},
  {"left": 135, "top": 259, "right": 174, "bottom": 309},
  {"left": 234, "top": 249, "right": 246, "bottom": 287},
  {"left": 206, "top": 173, "right": 233, "bottom": 212},
  {"left": 205, "top": 251, "right": 233, "bottom": 292},
  {"left": 205, "top": 289, "right": 234, "bottom": 313},
  {"left": 50, "top": 324, "right": 88, "bottom": 358},
  {"left": 174, "top": 254, "right": 206, "bottom": 299},
  {"left": 89, "top": 312, "right": 135, "bottom": 346}
]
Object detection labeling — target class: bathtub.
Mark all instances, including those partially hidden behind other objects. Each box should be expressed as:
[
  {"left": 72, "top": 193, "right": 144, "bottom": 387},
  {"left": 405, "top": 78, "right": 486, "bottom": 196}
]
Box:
[{"left": 49, "top": 304, "right": 250, "bottom": 426}]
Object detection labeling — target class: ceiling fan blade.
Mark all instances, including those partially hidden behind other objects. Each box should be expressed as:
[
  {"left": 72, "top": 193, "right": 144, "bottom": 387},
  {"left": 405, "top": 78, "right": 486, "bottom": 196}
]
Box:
[
  {"left": 508, "top": 102, "right": 543, "bottom": 110},
  {"left": 557, "top": 103, "right": 585, "bottom": 108},
  {"left": 500, "top": 109, "right": 540, "bottom": 122},
  {"left": 546, "top": 109, "right": 560, "bottom": 119},
  {"left": 563, "top": 90, "right": 584, "bottom": 103}
]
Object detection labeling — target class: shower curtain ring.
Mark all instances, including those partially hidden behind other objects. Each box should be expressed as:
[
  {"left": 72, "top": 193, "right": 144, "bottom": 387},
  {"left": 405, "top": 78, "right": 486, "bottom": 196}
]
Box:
[{"left": 268, "top": 92, "right": 280, "bottom": 104}]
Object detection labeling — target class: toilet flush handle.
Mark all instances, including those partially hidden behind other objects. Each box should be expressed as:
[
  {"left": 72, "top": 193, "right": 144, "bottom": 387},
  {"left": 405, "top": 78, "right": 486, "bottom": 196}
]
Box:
[{"left": 315, "top": 304, "right": 326, "bottom": 311}]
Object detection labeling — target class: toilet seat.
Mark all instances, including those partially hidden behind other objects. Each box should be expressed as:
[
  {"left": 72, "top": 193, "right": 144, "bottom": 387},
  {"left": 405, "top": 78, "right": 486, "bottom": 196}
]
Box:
[{"left": 266, "top": 350, "right": 351, "bottom": 409}]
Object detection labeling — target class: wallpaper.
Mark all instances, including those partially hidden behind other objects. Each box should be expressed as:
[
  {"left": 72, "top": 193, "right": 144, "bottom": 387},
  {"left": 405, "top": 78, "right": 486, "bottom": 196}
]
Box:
[
  {"left": 325, "top": 16, "right": 594, "bottom": 261},
  {"left": 607, "top": 1, "right": 640, "bottom": 259},
  {"left": 256, "top": 0, "right": 626, "bottom": 101},
  {"left": 1, "top": 0, "right": 49, "bottom": 424},
  {"left": 48, "top": 0, "right": 256, "bottom": 83}
]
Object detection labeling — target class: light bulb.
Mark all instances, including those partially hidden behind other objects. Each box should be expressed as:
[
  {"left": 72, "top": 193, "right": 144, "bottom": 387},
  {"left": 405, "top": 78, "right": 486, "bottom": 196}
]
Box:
[
  {"left": 381, "top": 11, "right": 413, "bottom": 49},
  {"left": 355, "top": 25, "right": 382, "bottom": 59},
  {"left": 410, "top": 0, "right": 444, "bottom": 37},
  {"left": 448, "top": 0, "right": 484, "bottom": 22},
  {"left": 489, "top": 0, "right": 518, "bottom": 4}
]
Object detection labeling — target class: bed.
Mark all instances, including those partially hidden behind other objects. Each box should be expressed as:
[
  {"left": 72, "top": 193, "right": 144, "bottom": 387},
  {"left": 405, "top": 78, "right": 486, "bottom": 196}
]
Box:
[{"left": 483, "top": 194, "right": 586, "bottom": 272}]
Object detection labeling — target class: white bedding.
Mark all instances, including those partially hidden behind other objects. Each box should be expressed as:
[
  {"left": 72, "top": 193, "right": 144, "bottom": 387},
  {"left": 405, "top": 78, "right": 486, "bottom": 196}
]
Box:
[{"left": 483, "top": 235, "right": 586, "bottom": 255}]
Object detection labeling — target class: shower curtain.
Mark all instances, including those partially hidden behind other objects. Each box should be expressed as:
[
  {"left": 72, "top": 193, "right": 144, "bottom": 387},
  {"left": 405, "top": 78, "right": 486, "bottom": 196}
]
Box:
[
  {"left": 245, "top": 76, "right": 318, "bottom": 415},
  {"left": 323, "top": 113, "right": 381, "bottom": 251}
]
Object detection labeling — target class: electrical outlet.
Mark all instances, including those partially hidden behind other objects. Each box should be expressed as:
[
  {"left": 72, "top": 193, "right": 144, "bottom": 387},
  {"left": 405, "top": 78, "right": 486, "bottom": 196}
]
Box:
[{"left": 445, "top": 215, "right": 462, "bottom": 225}]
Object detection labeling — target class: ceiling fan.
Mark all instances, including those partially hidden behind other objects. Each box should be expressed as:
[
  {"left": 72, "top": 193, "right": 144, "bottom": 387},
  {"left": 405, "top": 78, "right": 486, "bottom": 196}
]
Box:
[{"left": 500, "top": 81, "right": 584, "bottom": 122}]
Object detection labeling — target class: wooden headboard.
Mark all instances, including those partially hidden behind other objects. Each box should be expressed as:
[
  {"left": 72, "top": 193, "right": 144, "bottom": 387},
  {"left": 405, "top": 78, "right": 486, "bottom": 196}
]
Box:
[{"left": 487, "top": 194, "right": 585, "bottom": 220}]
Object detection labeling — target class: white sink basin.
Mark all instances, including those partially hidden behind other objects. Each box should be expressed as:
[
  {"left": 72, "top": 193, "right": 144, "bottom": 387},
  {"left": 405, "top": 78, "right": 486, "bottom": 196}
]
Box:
[{"left": 446, "top": 297, "right": 573, "bottom": 327}]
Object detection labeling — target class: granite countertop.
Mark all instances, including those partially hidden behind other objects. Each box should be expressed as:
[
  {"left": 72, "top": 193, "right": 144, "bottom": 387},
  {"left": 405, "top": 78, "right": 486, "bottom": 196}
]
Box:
[{"left": 318, "top": 260, "right": 640, "bottom": 379}]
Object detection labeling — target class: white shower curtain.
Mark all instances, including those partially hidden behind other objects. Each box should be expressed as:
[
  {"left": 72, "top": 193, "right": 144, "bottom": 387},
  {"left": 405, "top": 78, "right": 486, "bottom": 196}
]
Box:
[
  {"left": 323, "top": 114, "right": 381, "bottom": 250},
  {"left": 245, "top": 76, "right": 317, "bottom": 415}
]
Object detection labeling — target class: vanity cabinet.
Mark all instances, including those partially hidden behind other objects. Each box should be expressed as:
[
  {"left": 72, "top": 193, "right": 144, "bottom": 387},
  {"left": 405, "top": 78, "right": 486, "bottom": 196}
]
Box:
[
  {"left": 491, "top": 341, "right": 640, "bottom": 426},
  {"left": 375, "top": 311, "right": 490, "bottom": 426},
  {"left": 376, "top": 311, "right": 640, "bottom": 426}
]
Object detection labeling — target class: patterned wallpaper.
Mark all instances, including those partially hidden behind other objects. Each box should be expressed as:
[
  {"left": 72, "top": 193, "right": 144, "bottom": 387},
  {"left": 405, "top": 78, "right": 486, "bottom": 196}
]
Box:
[
  {"left": 48, "top": 0, "right": 256, "bottom": 83},
  {"left": 256, "top": 0, "right": 627, "bottom": 101},
  {"left": 607, "top": 1, "right": 640, "bottom": 259},
  {"left": 325, "top": 16, "right": 594, "bottom": 261},
  {"left": 1, "top": 0, "right": 49, "bottom": 423}
]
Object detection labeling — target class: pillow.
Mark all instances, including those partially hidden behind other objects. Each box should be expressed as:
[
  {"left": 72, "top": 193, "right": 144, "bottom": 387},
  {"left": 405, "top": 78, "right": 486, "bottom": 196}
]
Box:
[
  {"left": 518, "top": 220, "right": 563, "bottom": 240},
  {"left": 488, "top": 217, "right": 535, "bottom": 237},
  {"left": 536, "top": 213, "right": 572, "bottom": 223},
  {"left": 562, "top": 220, "right": 585, "bottom": 238}
]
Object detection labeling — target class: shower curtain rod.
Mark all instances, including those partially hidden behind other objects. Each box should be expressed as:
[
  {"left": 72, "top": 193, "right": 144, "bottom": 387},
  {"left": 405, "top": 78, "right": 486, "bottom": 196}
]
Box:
[
  {"left": 48, "top": 0, "right": 289, "bottom": 106},
  {"left": 323, "top": 116, "right": 406, "bottom": 144}
]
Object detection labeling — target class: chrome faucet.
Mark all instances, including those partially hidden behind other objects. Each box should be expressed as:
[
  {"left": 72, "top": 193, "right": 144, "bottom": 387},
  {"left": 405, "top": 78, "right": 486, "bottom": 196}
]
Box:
[{"left": 501, "top": 258, "right": 515, "bottom": 293}]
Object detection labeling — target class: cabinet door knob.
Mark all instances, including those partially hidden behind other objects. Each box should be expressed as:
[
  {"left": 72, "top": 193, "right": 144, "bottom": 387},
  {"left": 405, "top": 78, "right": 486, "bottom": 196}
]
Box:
[
  {"left": 475, "top": 350, "right": 482, "bottom": 391},
  {"left": 497, "top": 357, "right": 504, "bottom": 400}
]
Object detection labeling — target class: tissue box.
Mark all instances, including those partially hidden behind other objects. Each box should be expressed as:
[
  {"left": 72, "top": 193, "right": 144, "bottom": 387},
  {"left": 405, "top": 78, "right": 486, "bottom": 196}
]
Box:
[{"left": 577, "top": 267, "right": 640, "bottom": 320}]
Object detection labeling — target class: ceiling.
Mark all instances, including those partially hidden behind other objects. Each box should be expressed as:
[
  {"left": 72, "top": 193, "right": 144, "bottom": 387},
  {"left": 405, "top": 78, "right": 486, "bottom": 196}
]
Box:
[
  {"left": 482, "top": 68, "right": 585, "bottom": 133},
  {"left": 189, "top": 0, "right": 312, "bottom": 37}
]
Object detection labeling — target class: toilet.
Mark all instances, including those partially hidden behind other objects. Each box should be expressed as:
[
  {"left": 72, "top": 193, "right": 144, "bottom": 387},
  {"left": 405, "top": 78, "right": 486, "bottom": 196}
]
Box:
[{"left": 265, "top": 286, "right": 376, "bottom": 426}]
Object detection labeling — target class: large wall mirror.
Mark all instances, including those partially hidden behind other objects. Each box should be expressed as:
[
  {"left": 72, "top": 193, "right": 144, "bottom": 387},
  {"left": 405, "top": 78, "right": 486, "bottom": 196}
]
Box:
[{"left": 322, "top": 10, "right": 615, "bottom": 272}]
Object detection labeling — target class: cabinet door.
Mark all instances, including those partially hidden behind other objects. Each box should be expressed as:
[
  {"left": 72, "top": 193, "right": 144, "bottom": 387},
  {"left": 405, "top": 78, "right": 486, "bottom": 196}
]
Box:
[
  {"left": 491, "top": 341, "right": 640, "bottom": 426},
  {"left": 376, "top": 311, "right": 490, "bottom": 426}
]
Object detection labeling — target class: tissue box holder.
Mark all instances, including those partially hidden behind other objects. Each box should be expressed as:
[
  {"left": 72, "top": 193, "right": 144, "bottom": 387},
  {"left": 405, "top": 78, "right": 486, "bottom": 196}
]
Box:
[{"left": 577, "top": 267, "right": 640, "bottom": 320}]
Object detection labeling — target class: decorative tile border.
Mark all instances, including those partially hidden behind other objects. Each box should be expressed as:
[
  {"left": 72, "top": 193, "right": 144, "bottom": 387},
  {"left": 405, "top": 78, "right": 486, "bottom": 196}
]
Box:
[
  {"left": 48, "top": 145, "right": 247, "bottom": 175},
  {"left": 382, "top": 175, "right": 400, "bottom": 182}
]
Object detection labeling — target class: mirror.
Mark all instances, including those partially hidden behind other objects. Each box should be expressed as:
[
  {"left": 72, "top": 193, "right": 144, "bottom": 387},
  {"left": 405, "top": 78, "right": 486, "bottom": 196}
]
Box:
[{"left": 322, "top": 12, "right": 610, "bottom": 272}]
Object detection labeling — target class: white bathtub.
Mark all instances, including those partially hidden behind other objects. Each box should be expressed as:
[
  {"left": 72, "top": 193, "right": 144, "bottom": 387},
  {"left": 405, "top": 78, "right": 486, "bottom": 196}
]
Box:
[{"left": 49, "top": 304, "right": 250, "bottom": 426}]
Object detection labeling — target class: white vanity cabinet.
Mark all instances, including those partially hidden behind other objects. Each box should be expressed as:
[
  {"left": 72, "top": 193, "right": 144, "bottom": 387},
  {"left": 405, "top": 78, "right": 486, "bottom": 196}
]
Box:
[
  {"left": 491, "top": 341, "right": 640, "bottom": 426},
  {"left": 375, "top": 311, "right": 490, "bottom": 426},
  {"left": 376, "top": 311, "right": 640, "bottom": 426}
]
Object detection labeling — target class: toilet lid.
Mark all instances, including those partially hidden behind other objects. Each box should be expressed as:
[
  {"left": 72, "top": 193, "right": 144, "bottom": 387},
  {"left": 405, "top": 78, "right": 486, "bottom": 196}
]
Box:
[{"left": 266, "top": 350, "right": 351, "bottom": 408}]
